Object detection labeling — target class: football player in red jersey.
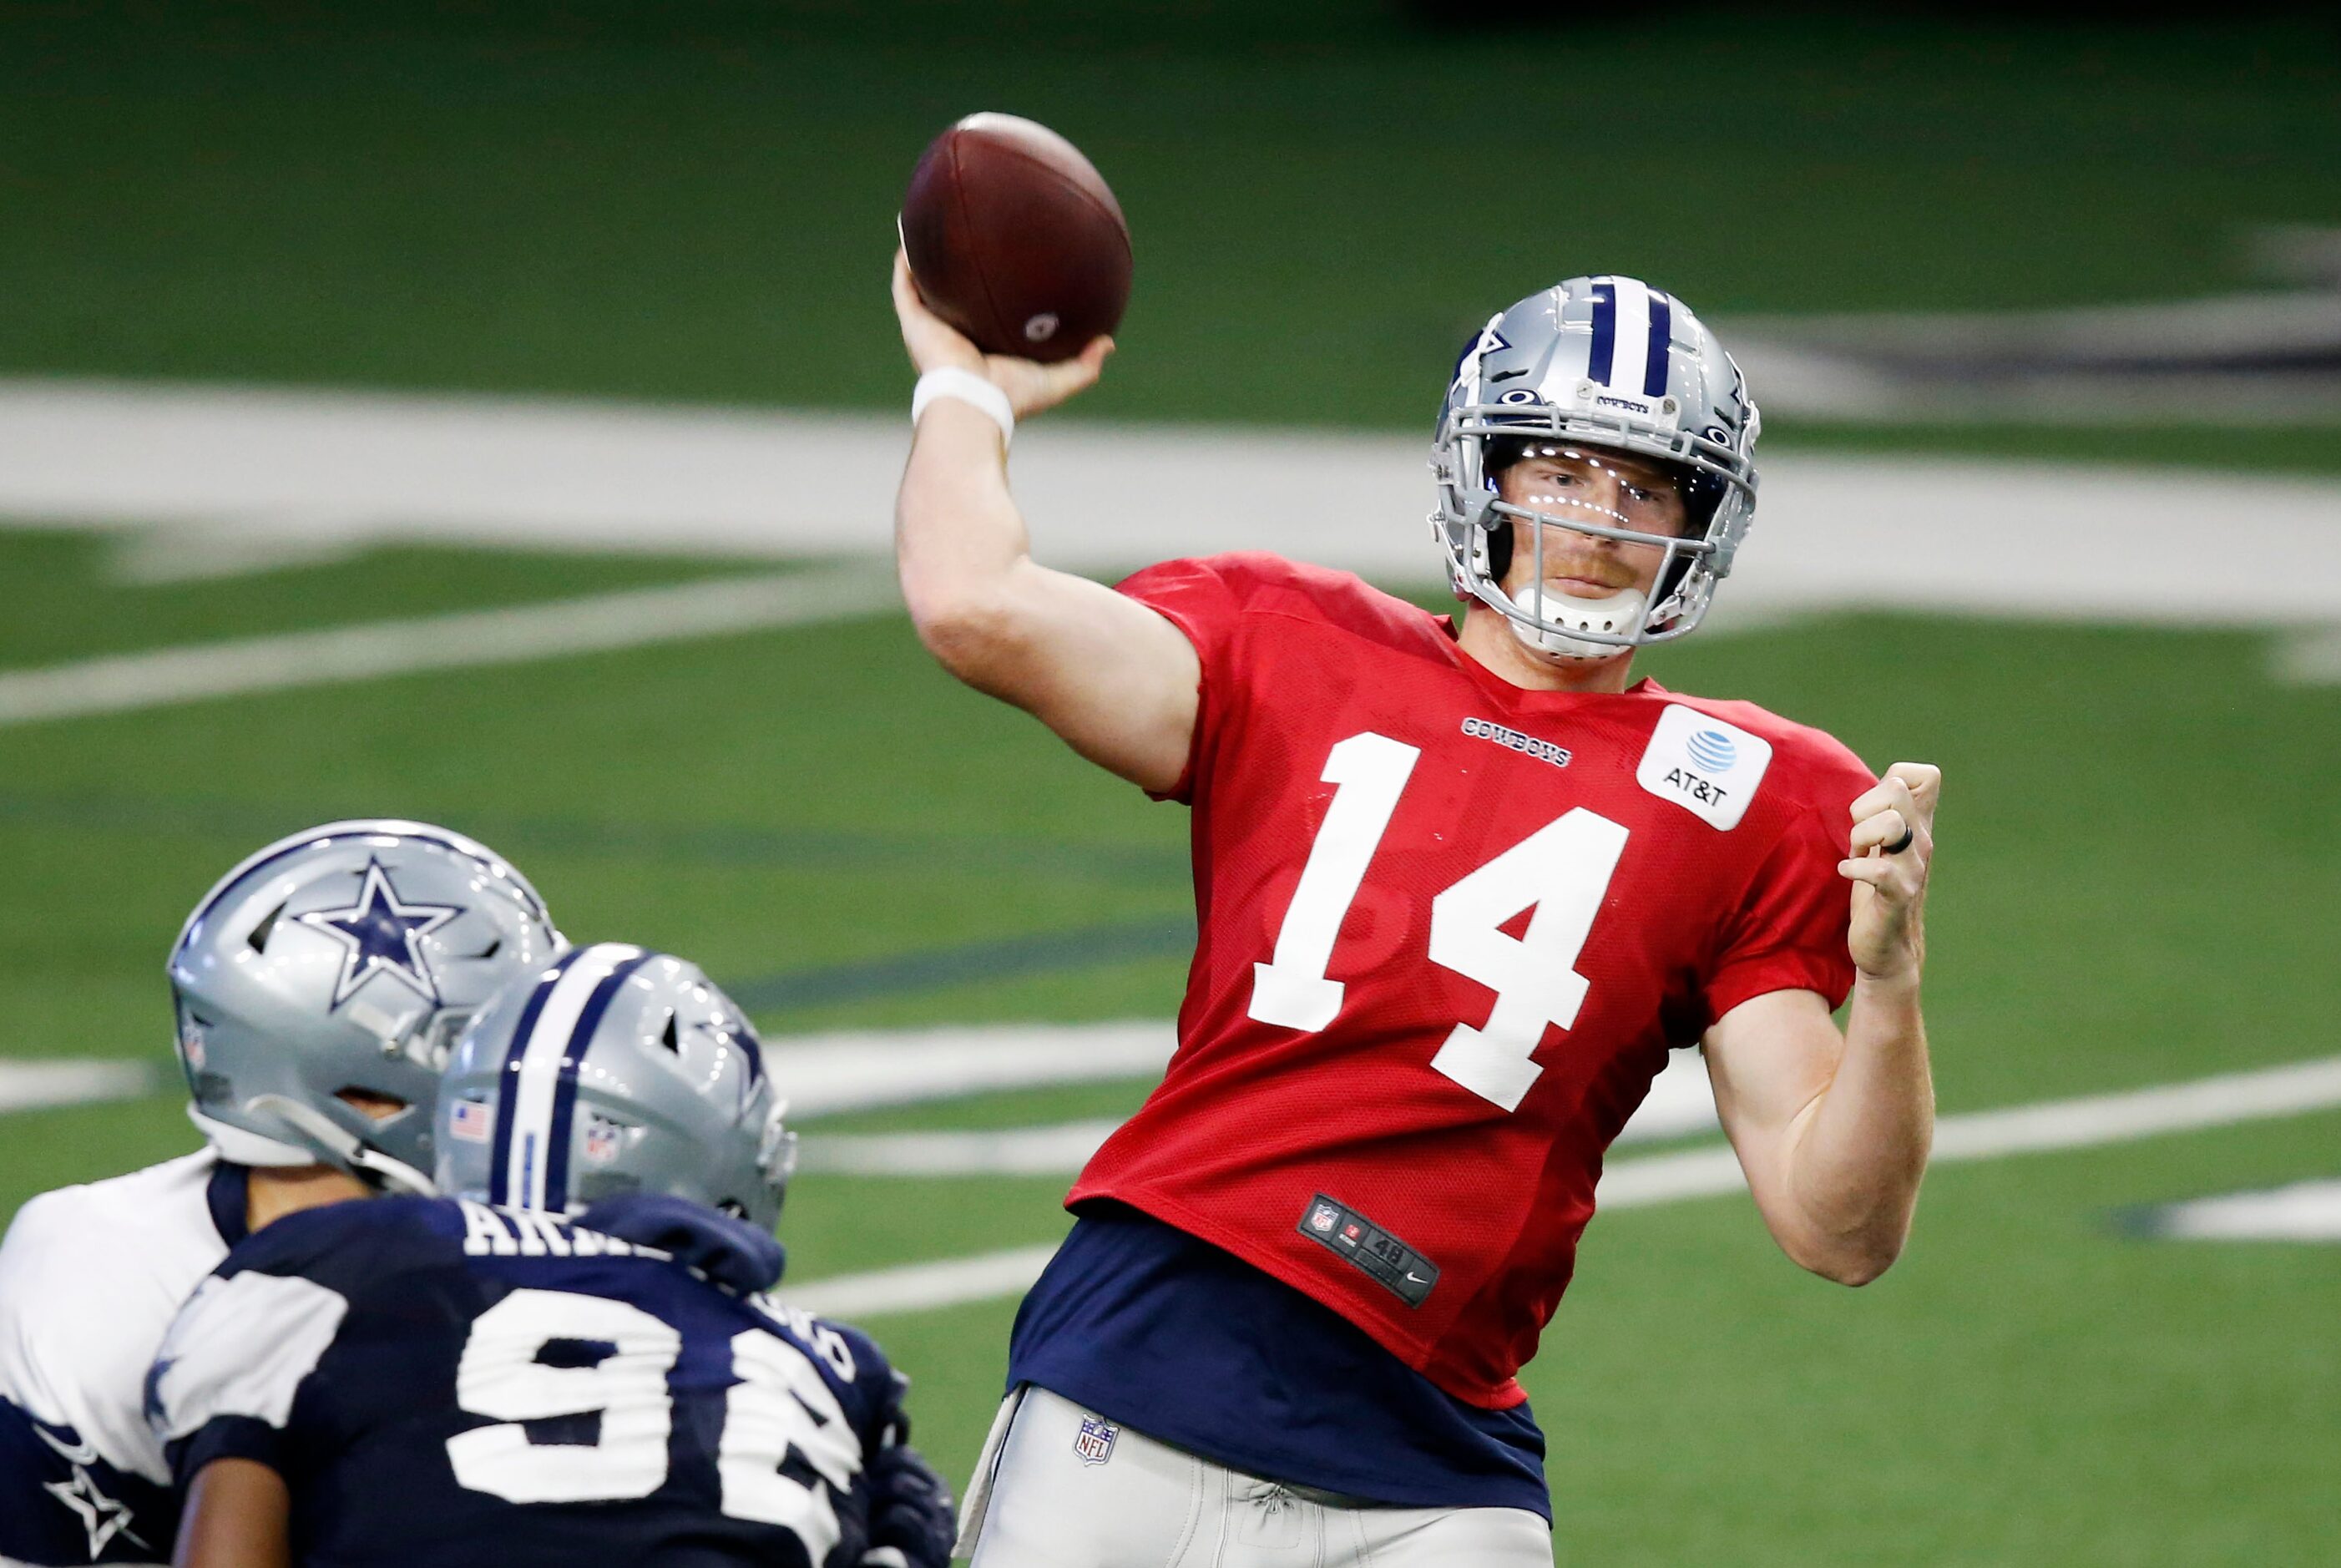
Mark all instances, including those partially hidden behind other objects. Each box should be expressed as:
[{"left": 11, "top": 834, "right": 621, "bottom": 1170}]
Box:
[{"left": 890, "top": 253, "right": 1937, "bottom": 1567}]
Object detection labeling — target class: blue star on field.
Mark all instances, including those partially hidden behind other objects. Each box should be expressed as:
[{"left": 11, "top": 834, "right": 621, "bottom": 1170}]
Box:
[{"left": 296, "top": 858, "right": 463, "bottom": 1009}]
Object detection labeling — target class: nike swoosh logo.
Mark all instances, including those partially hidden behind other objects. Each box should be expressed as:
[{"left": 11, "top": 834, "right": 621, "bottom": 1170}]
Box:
[
  {"left": 1489, "top": 368, "right": 1531, "bottom": 383},
  {"left": 1403, "top": 1272, "right": 1429, "bottom": 1283}
]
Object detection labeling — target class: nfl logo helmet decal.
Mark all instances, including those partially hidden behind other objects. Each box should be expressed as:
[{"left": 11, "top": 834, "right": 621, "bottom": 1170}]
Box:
[
  {"left": 1073, "top": 1413, "right": 1120, "bottom": 1467},
  {"left": 582, "top": 1114, "right": 624, "bottom": 1166}
]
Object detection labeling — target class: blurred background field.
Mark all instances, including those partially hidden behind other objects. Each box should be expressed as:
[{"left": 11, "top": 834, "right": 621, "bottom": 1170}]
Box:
[{"left": 3, "top": 5, "right": 2338, "bottom": 1563}]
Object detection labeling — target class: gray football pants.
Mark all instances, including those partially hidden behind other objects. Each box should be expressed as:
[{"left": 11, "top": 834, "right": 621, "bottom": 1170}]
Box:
[{"left": 959, "top": 1385, "right": 1555, "bottom": 1566}]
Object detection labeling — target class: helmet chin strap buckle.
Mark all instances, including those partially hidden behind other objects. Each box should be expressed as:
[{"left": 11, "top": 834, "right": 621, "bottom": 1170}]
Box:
[{"left": 1504, "top": 584, "right": 1647, "bottom": 662}]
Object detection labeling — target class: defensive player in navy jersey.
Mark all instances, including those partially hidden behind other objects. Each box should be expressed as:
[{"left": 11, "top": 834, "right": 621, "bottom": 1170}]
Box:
[
  {"left": 0, "top": 822, "right": 559, "bottom": 1568},
  {"left": 892, "top": 257, "right": 1939, "bottom": 1564},
  {"left": 149, "top": 943, "right": 955, "bottom": 1568}
]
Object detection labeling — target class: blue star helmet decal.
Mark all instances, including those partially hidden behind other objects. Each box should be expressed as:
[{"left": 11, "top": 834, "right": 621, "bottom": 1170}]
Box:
[{"left": 295, "top": 857, "right": 463, "bottom": 1009}]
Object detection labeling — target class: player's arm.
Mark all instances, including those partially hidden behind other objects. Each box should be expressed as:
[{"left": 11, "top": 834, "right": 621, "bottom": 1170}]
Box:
[
  {"left": 171, "top": 1459, "right": 289, "bottom": 1568},
  {"left": 890, "top": 250, "right": 1200, "bottom": 794},
  {"left": 1701, "top": 764, "right": 1939, "bottom": 1285}
]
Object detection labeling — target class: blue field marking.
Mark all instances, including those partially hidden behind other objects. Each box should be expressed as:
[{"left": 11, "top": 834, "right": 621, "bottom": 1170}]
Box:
[
  {"left": 0, "top": 791, "right": 1187, "bottom": 887},
  {"left": 726, "top": 915, "right": 1197, "bottom": 1014}
]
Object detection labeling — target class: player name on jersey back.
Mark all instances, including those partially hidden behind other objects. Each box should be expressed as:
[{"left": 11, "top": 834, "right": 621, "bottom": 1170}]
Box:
[{"left": 149, "top": 1195, "right": 906, "bottom": 1568}]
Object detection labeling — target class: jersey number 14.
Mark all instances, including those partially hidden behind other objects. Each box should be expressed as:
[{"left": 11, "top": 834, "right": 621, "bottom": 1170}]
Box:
[{"left": 1248, "top": 731, "right": 1628, "bottom": 1112}]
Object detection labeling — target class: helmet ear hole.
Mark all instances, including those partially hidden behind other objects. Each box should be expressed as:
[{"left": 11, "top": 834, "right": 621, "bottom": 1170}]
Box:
[
  {"left": 248, "top": 902, "right": 287, "bottom": 953},
  {"left": 660, "top": 1012, "right": 681, "bottom": 1054}
]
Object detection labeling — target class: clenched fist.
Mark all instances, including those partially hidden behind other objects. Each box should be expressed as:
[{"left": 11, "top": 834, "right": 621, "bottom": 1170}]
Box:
[{"left": 1841, "top": 761, "right": 1939, "bottom": 984}]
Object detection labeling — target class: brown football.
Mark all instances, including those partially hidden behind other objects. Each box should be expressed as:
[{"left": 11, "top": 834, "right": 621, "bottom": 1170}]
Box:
[{"left": 900, "top": 114, "right": 1131, "bottom": 363}]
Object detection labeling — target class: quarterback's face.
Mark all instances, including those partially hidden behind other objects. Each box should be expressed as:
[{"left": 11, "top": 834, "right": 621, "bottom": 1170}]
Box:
[{"left": 1495, "top": 445, "right": 1689, "bottom": 601}]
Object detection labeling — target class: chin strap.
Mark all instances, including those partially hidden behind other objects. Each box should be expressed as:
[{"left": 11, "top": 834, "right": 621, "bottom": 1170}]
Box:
[
  {"left": 1501, "top": 584, "right": 1648, "bottom": 662},
  {"left": 243, "top": 1094, "right": 439, "bottom": 1198}
]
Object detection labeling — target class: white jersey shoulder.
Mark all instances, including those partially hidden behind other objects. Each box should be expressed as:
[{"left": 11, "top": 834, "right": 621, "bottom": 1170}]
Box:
[{"left": 0, "top": 1150, "right": 232, "bottom": 1485}]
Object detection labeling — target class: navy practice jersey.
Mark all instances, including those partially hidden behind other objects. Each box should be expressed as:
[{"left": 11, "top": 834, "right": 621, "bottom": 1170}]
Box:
[{"left": 147, "top": 1196, "right": 908, "bottom": 1568}]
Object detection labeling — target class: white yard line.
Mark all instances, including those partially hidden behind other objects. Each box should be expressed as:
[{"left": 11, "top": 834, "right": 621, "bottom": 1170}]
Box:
[
  {"left": 1604, "top": 1053, "right": 2341, "bottom": 1207},
  {"left": 2269, "top": 625, "right": 2341, "bottom": 685},
  {"left": 783, "top": 1243, "right": 1064, "bottom": 1320},
  {"left": 2132, "top": 1180, "right": 2341, "bottom": 1242},
  {"left": 0, "top": 1060, "right": 156, "bottom": 1114},
  {"left": 779, "top": 1053, "right": 2341, "bottom": 1316},
  {"left": 3, "top": 379, "right": 2340, "bottom": 625},
  {"left": 801, "top": 1120, "right": 1129, "bottom": 1177},
  {"left": 795, "top": 1050, "right": 1720, "bottom": 1174},
  {"left": 0, "top": 566, "right": 894, "bottom": 727},
  {"left": 772, "top": 1022, "right": 1180, "bottom": 1120}
]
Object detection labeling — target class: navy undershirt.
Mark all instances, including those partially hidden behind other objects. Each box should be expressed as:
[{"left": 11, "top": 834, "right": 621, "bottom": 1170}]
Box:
[
  {"left": 205, "top": 1161, "right": 250, "bottom": 1249},
  {"left": 1006, "top": 1201, "right": 1550, "bottom": 1519}
]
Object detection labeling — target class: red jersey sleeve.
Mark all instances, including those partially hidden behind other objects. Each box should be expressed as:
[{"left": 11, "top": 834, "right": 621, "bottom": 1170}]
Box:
[
  {"left": 1114, "top": 556, "right": 1246, "bottom": 805},
  {"left": 1699, "top": 771, "right": 1873, "bottom": 1026}
]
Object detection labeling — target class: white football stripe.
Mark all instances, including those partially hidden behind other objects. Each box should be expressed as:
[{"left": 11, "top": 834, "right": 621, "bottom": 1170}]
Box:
[
  {"left": 503, "top": 945, "right": 637, "bottom": 1209},
  {"left": 0, "top": 1059, "right": 155, "bottom": 1115},
  {"left": 1605, "top": 1052, "right": 2341, "bottom": 1208},
  {"left": 8, "top": 380, "right": 2341, "bottom": 626},
  {"left": 2139, "top": 1180, "right": 2341, "bottom": 1242},
  {"left": 1607, "top": 276, "right": 1651, "bottom": 390},
  {"left": 793, "top": 1053, "right": 1722, "bottom": 1176},
  {"left": 778, "top": 1052, "right": 2341, "bottom": 1316},
  {"left": 770, "top": 1021, "right": 1179, "bottom": 1119},
  {"left": 0, "top": 567, "right": 896, "bottom": 729},
  {"left": 781, "top": 1243, "right": 1064, "bottom": 1320}
]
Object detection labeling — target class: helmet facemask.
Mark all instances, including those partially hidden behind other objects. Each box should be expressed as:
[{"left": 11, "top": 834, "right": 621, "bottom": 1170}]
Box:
[
  {"left": 1475, "top": 439, "right": 1719, "bottom": 662},
  {"left": 1430, "top": 282, "right": 1762, "bottom": 660}
]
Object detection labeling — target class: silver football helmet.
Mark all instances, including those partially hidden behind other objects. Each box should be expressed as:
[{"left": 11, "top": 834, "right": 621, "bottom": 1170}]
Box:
[
  {"left": 169, "top": 821, "right": 563, "bottom": 1194},
  {"left": 437, "top": 943, "right": 797, "bottom": 1231},
  {"left": 1432, "top": 275, "right": 1761, "bottom": 659}
]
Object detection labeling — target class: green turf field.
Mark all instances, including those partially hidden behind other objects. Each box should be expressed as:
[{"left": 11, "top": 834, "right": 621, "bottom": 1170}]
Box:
[
  {"left": 3, "top": 5, "right": 2339, "bottom": 464},
  {"left": 1, "top": 526, "right": 2335, "bottom": 1562},
  {"left": 3, "top": 6, "right": 2338, "bottom": 1560}
]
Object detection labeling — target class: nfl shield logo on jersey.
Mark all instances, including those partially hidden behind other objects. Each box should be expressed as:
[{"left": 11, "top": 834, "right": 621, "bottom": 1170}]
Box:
[
  {"left": 1073, "top": 1413, "right": 1120, "bottom": 1466},
  {"left": 1308, "top": 1201, "right": 1339, "bottom": 1234}
]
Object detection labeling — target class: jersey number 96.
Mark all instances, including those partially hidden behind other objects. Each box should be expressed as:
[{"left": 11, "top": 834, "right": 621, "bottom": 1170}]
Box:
[{"left": 448, "top": 1289, "right": 860, "bottom": 1551}]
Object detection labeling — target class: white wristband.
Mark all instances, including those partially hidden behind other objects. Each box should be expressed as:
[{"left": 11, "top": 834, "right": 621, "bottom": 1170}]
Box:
[{"left": 912, "top": 367, "right": 1014, "bottom": 445}]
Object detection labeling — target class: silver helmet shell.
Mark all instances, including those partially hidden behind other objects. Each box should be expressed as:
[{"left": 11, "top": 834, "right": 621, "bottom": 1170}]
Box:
[
  {"left": 168, "top": 821, "right": 562, "bottom": 1193},
  {"left": 437, "top": 943, "right": 796, "bottom": 1232},
  {"left": 1431, "top": 276, "right": 1761, "bottom": 657}
]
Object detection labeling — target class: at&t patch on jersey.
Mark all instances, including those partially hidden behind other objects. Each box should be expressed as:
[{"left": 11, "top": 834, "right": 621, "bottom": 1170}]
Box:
[{"left": 1636, "top": 706, "right": 1772, "bottom": 830}]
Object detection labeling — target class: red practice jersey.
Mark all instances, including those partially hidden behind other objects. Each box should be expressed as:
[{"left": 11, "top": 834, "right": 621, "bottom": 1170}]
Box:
[{"left": 1069, "top": 553, "right": 1876, "bottom": 1409}]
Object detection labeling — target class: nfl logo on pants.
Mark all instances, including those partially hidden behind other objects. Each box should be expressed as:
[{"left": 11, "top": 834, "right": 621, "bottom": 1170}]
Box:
[{"left": 1073, "top": 1413, "right": 1120, "bottom": 1466}]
